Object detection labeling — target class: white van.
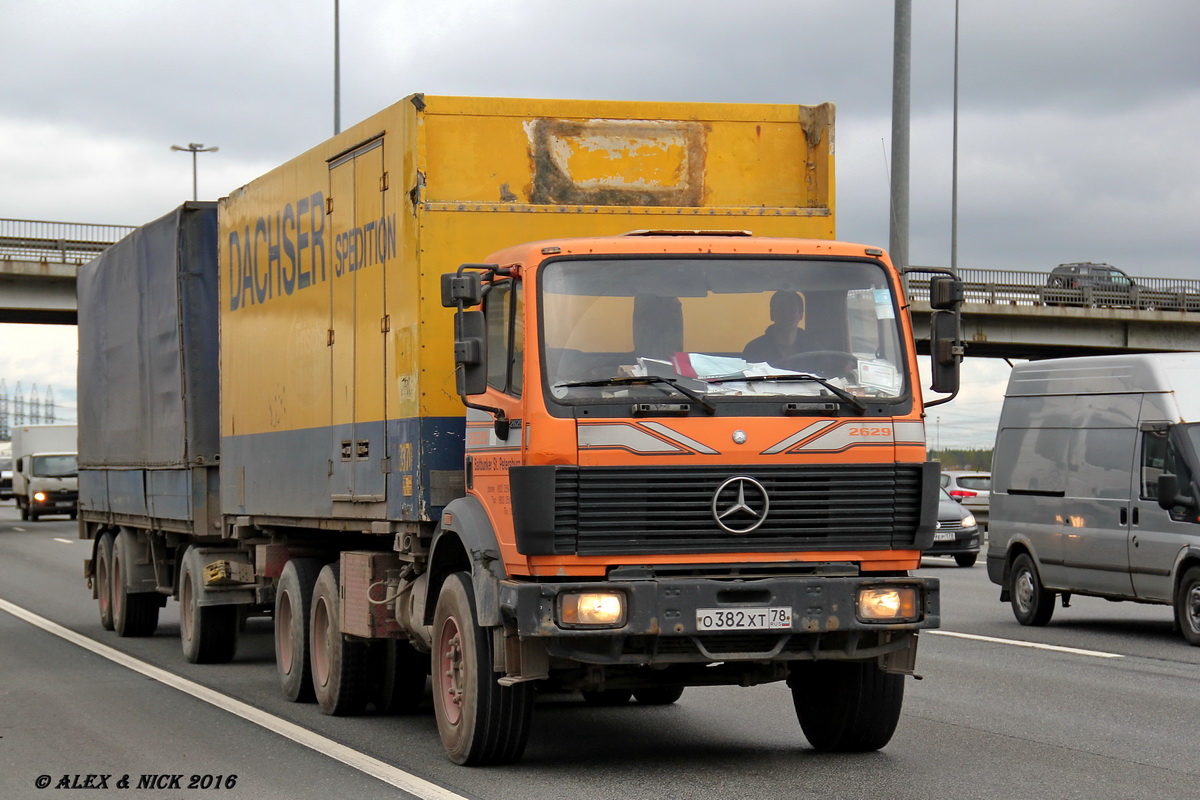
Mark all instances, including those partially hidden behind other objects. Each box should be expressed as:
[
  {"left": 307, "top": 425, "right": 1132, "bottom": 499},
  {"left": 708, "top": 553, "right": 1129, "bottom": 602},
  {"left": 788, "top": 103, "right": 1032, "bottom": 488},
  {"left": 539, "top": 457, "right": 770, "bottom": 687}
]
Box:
[{"left": 987, "top": 353, "right": 1200, "bottom": 645}]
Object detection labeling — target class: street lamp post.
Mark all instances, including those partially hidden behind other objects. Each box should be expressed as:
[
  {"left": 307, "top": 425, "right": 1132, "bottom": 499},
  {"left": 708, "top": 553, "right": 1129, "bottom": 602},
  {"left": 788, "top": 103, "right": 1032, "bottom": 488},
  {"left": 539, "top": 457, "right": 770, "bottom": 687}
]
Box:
[{"left": 170, "top": 142, "right": 219, "bottom": 201}]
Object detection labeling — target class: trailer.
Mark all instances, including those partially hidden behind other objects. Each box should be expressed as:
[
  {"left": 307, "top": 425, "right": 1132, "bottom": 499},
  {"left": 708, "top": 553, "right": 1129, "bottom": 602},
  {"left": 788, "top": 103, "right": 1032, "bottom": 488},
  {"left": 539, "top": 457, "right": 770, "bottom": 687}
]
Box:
[{"left": 79, "top": 95, "right": 962, "bottom": 765}]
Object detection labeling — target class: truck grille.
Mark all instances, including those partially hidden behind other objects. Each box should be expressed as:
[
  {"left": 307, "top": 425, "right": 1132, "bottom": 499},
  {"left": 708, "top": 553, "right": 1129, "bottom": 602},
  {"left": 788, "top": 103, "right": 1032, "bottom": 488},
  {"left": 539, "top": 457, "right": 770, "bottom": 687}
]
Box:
[{"left": 552, "top": 465, "right": 925, "bottom": 556}]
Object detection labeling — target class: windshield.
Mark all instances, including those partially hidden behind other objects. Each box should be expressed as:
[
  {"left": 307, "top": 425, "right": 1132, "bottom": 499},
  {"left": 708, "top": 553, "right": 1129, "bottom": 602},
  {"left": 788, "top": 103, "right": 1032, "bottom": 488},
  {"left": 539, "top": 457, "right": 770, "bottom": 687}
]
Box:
[
  {"left": 540, "top": 257, "right": 907, "bottom": 410},
  {"left": 32, "top": 454, "right": 77, "bottom": 478}
]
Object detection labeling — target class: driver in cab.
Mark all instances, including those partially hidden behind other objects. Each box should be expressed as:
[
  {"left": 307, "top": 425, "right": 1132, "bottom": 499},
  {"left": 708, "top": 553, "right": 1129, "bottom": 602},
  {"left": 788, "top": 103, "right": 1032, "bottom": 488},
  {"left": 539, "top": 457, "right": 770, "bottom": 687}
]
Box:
[{"left": 742, "top": 291, "right": 810, "bottom": 367}]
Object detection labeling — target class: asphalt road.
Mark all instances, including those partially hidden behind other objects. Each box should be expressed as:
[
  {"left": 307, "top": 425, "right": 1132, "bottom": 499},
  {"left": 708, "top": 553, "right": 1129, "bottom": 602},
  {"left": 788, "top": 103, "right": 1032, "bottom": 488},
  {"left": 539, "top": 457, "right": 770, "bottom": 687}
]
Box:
[{"left": 2, "top": 504, "right": 1198, "bottom": 800}]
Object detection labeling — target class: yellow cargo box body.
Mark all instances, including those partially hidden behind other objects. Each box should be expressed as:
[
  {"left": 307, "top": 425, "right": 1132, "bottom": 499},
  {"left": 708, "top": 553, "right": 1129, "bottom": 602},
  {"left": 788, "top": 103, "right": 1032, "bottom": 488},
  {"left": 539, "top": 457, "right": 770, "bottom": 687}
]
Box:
[{"left": 218, "top": 94, "right": 836, "bottom": 526}]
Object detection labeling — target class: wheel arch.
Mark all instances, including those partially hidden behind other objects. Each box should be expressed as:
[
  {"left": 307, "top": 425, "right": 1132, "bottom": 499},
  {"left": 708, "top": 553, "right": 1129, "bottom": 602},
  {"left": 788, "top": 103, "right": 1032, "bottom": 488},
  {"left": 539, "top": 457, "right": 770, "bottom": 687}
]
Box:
[
  {"left": 998, "top": 536, "right": 1038, "bottom": 602},
  {"left": 426, "top": 494, "right": 507, "bottom": 627}
]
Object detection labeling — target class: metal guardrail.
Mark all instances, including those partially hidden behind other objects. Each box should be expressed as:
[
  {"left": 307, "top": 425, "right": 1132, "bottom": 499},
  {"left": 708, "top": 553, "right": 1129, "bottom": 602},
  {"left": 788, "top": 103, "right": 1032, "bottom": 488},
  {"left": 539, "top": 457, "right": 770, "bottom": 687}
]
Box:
[
  {"left": 906, "top": 267, "right": 1200, "bottom": 313},
  {"left": 0, "top": 219, "right": 135, "bottom": 265}
]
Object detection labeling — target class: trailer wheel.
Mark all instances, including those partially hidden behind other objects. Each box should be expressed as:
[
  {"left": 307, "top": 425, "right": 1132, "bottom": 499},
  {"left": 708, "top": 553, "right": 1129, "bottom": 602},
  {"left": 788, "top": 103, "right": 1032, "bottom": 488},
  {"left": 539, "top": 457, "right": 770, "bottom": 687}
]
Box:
[
  {"left": 95, "top": 532, "right": 115, "bottom": 631},
  {"left": 788, "top": 660, "right": 904, "bottom": 752},
  {"left": 432, "top": 572, "right": 534, "bottom": 765},
  {"left": 633, "top": 685, "right": 685, "bottom": 706},
  {"left": 310, "top": 563, "right": 371, "bottom": 716},
  {"left": 112, "top": 531, "right": 159, "bottom": 637},
  {"left": 1175, "top": 566, "right": 1200, "bottom": 647},
  {"left": 372, "top": 639, "right": 428, "bottom": 714},
  {"left": 180, "top": 548, "right": 239, "bottom": 664},
  {"left": 1009, "top": 552, "right": 1055, "bottom": 626},
  {"left": 275, "top": 558, "right": 322, "bottom": 702}
]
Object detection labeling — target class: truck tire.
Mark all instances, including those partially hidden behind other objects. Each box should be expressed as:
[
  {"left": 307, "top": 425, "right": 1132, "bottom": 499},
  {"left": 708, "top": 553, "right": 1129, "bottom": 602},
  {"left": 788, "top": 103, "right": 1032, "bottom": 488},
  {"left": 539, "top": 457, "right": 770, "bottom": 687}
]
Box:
[
  {"left": 95, "top": 532, "right": 115, "bottom": 631},
  {"left": 372, "top": 639, "right": 428, "bottom": 715},
  {"left": 112, "top": 531, "right": 160, "bottom": 637},
  {"left": 180, "top": 549, "right": 239, "bottom": 664},
  {"left": 18, "top": 498, "right": 28, "bottom": 521},
  {"left": 633, "top": 685, "right": 685, "bottom": 705},
  {"left": 1009, "top": 552, "right": 1055, "bottom": 626},
  {"left": 788, "top": 660, "right": 904, "bottom": 752},
  {"left": 1175, "top": 566, "right": 1200, "bottom": 647},
  {"left": 310, "top": 563, "right": 371, "bottom": 716},
  {"left": 275, "top": 558, "right": 322, "bottom": 702},
  {"left": 432, "top": 572, "right": 534, "bottom": 765}
]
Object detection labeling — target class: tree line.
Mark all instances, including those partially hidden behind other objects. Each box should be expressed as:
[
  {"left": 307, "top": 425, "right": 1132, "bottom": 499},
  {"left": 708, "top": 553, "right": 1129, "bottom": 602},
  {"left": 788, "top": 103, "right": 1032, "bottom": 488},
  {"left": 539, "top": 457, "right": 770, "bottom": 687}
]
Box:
[{"left": 928, "top": 448, "right": 993, "bottom": 471}]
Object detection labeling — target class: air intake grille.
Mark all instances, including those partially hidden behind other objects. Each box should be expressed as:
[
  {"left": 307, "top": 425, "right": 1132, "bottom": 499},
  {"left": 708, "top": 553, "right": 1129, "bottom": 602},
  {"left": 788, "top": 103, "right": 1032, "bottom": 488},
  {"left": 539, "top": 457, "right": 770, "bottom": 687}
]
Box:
[{"left": 552, "top": 465, "right": 925, "bottom": 556}]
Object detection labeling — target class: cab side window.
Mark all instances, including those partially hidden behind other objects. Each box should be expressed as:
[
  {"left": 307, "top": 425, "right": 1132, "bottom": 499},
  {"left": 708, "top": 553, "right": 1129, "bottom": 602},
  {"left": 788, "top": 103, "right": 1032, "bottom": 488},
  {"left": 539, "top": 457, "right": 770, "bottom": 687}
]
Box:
[
  {"left": 1140, "top": 430, "right": 1190, "bottom": 500},
  {"left": 484, "top": 279, "right": 523, "bottom": 396}
]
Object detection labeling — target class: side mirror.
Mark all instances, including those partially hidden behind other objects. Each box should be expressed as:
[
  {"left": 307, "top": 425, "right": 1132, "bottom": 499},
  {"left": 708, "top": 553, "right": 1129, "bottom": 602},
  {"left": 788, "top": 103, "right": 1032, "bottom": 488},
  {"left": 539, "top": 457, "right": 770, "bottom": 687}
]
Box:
[
  {"left": 930, "top": 275, "right": 965, "bottom": 310},
  {"left": 442, "top": 271, "right": 483, "bottom": 308},
  {"left": 930, "top": 309, "right": 961, "bottom": 395},
  {"left": 1157, "top": 474, "right": 1197, "bottom": 512},
  {"left": 454, "top": 310, "right": 488, "bottom": 396}
]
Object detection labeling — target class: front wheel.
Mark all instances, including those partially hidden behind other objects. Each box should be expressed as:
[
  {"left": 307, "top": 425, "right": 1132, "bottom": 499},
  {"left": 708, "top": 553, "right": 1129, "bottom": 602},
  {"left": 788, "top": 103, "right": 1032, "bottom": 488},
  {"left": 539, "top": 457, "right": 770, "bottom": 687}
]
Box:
[
  {"left": 1009, "top": 552, "right": 1055, "bottom": 626},
  {"left": 1175, "top": 566, "right": 1200, "bottom": 646},
  {"left": 179, "top": 548, "right": 239, "bottom": 664},
  {"left": 789, "top": 661, "right": 904, "bottom": 752},
  {"left": 432, "top": 572, "right": 534, "bottom": 765},
  {"left": 955, "top": 552, "right": 978, "bottom": 568}
]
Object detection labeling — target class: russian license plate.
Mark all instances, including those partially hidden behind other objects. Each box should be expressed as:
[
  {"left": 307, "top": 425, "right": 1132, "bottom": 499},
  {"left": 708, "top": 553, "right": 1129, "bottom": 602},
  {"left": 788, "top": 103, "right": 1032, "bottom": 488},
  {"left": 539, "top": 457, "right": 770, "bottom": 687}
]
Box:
[
  {"left": 933, "top": 530, "right": 955, "bottom": 542},
  {"left": 696, "top": 607, "right": 792, "bottom": 632}
]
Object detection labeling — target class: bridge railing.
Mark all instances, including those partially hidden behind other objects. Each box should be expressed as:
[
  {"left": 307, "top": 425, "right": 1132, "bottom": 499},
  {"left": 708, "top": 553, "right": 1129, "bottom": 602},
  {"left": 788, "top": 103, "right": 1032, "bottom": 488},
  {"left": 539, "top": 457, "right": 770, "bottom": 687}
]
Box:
[
  {"left": 905, "top": 267, "right": 1200, "bottom": 312},
  {"left": 0, "top": 219, "right": 135, "bottom": 265}
]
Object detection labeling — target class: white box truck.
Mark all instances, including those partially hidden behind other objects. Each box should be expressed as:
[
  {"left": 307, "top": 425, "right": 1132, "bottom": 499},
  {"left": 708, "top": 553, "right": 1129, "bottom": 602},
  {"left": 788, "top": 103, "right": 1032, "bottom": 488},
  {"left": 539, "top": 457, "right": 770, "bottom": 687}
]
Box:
[
  {"left": 11, "top": 423, "right": 78, "bottom": 521},
  {"left": 987, "top": 353, "right": 1200, "bottom": 645}
]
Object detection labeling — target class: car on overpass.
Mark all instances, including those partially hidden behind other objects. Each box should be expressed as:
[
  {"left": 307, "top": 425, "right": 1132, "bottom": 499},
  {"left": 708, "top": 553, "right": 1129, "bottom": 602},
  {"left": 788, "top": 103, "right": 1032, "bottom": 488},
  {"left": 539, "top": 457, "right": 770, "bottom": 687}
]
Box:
[{"left": 1043, "top": 262, "right": 1138, "bottom": 306}]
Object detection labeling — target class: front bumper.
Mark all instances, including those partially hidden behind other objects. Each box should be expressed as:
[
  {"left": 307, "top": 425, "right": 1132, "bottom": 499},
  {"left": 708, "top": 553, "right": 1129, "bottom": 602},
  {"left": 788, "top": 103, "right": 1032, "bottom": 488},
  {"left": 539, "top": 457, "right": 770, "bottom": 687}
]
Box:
[{"left": 500, "top": 574, "right": 939, "bottom": 665}]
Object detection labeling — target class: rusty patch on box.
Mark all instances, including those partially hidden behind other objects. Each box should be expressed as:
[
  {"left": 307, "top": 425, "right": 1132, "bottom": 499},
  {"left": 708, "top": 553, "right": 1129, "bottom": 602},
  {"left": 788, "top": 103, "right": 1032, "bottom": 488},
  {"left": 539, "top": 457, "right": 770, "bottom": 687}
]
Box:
[{"left": 527, "top": 118, "right": 706, "bottom": 207}]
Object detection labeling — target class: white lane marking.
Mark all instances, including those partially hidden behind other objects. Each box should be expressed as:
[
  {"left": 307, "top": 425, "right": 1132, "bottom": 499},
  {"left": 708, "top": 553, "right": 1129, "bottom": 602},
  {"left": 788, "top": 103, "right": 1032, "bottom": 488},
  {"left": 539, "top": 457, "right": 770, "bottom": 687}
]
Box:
[
  {"left": 928, "top": 629, "right": 1123, "bottom": 659},
  {"left": 53, "top": 538, "right": 74, "bottom": 544},
  {"left": 0, "top": 597, "right": 467, "bottom": 800},
  {"left": 13, "top": 527, "right": 27, "bottom": 532}
]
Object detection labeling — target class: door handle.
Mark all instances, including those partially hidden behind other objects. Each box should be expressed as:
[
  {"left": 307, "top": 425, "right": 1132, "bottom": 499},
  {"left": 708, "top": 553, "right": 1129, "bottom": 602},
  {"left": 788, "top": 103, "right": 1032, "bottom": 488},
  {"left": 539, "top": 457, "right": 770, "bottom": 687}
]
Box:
[{"left": 1119, "top": 508, "right": 1128, "bottom": 525}]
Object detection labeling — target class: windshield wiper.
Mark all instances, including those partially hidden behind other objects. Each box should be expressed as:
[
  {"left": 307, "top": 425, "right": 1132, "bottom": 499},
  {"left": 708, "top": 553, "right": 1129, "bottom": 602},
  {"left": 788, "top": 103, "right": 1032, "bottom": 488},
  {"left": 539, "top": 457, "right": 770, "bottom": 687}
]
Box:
[
  {"left": 555, "top": 376, "right": 717, "bottom": 415},
  {"left": 705, "top": 373, "right": 867, "bottom": 413}
]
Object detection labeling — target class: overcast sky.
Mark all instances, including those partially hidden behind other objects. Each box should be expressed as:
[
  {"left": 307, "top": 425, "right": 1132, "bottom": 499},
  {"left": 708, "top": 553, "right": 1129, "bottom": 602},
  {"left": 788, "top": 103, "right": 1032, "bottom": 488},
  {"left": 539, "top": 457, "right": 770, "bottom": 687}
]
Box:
[{"left": 3, "top": 0, "right": 1198, "bottom": 448}]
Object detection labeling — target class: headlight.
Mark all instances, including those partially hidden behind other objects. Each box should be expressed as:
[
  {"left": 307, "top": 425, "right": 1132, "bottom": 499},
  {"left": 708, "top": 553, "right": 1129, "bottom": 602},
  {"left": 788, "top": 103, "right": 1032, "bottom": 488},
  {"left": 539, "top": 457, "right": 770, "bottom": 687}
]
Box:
[
  {"left": 33, "top": 491, "right": 47, "bottom": 502},
  {"left": 559, "top": 592, "right": 626, "bottom": 628},
  {"left": 857, "top": 587, "right": 920, "bottom": 623},
  {"left": 962, "top": 512, "right": 977, "bottom": 527}
]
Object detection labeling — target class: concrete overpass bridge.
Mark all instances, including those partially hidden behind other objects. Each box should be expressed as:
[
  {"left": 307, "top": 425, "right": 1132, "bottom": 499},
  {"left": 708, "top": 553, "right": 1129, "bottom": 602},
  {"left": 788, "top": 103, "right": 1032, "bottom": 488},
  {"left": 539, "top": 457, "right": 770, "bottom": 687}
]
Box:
[
  {"left": 0, "top": 218, "right": 134, "bottom": 324},
  {"left": 3, "top": 217, "right": 1200, "bottom": 359}
]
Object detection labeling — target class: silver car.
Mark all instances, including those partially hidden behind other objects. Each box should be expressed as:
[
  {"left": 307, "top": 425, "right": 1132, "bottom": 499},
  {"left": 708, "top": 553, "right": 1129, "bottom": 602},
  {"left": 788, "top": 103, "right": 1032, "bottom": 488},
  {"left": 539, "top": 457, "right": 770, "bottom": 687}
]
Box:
[{"left": 940, "top": 470, "right": 990, "bottom": 529}]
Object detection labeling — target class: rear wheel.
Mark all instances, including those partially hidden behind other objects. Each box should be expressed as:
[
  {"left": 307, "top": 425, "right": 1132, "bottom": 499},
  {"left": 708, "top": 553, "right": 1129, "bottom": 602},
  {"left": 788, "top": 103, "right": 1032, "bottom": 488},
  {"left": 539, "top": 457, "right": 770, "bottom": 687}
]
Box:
[
  {"left": 310, "top": 563, "right": 371, "bottom": 716},
  {"left": 432, "top": 572, "right": 534, "bottom": 765},
  {"left": 275, "top": 558, "right": 322, "bottom": 702},
  {"left": 1009, "top": 552, "right": 1055, "bottom": 626},
  {"left": 1174, "top": 566, "right": 1200, "bottom": 647},
  {"left": 112, "top": 531, "right": 160, "bottom": 637},
  {"left": 179, "top": 548, "right": 239, "bottom": 664},
  {"left": 95, "top": 532, "right": 115, "bottom": 631},
  {"left": 789, "top": 661, "right": 904, "bottom": 752}
]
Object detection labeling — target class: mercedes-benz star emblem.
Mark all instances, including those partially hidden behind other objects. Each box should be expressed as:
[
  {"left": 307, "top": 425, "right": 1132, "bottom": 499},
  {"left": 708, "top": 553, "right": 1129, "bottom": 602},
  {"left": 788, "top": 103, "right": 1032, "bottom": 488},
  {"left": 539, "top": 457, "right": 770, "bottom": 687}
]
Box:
[{"left": 712, "top": 476, "right": 770, "bottom": 534}]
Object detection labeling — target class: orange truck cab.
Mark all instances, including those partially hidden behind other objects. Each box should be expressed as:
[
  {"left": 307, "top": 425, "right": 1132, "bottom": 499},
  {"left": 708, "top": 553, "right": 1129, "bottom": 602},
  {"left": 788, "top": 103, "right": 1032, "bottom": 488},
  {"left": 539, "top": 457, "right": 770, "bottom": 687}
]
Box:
[{"left": 437, "top": 229, "right": 962, "bottom": 761}]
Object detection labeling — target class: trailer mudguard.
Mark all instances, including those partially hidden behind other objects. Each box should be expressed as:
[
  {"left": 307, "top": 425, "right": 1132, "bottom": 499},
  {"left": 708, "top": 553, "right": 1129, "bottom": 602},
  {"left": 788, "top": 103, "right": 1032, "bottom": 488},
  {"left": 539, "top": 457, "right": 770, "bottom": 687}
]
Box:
[{"left": 427, "top": 494, "right": 507, "bottom": 627}]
